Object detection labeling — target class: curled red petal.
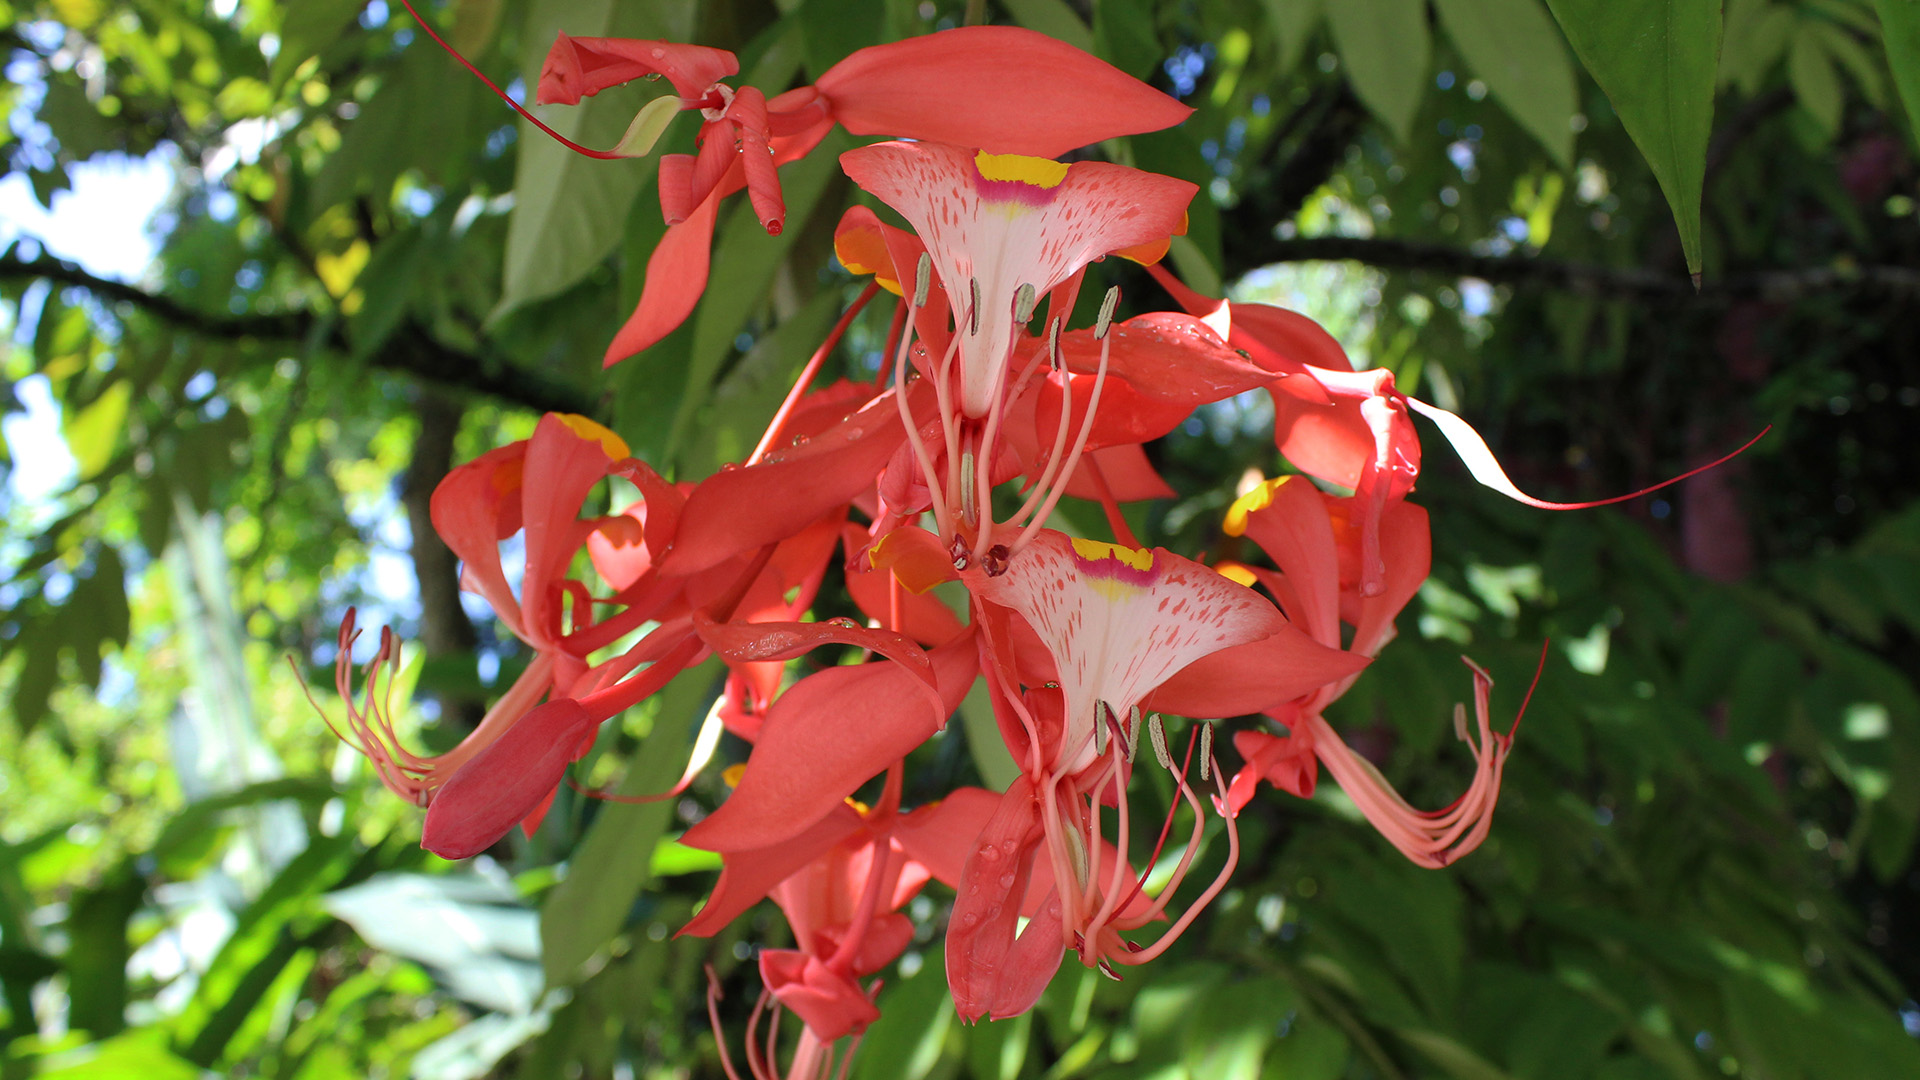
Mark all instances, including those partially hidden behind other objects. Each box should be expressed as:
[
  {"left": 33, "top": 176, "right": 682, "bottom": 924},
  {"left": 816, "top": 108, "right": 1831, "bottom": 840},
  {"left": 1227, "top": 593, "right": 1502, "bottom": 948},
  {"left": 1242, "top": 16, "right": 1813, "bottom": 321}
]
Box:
[
  {"left": 605, "top": 187, "right": 720, "bottom": 366},
  {"left": 536, "top": 33, "right": 738, "bottom": 105}
]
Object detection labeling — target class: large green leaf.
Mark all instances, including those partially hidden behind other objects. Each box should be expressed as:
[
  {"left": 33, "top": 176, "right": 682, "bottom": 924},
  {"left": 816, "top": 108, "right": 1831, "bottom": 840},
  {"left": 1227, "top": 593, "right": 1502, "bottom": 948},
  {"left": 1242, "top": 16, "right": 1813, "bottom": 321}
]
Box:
[
  {"left": 492, "top": 0, "right": 697, "bottom": 320},
  {"left": 1325, "top": 0, "right": 1431, "bottom": 145},
  {"left": 1874, "top": 0, "right": 1920, "bottom": 142},
  {"left": 1543, "top": 0, "right": 1721, "bottom": 276},
  {"left": 1434, "top": 0, "right": 1579, "bottom": 167},
  {"left": 539, "top": 656, "right": 724, "bottom": 985}
]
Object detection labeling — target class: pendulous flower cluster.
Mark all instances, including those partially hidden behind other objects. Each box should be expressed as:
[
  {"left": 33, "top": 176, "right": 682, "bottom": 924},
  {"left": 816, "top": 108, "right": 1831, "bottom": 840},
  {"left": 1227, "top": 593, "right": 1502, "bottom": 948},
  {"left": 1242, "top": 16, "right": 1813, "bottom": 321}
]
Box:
[{"left": 331, "top": 13, "right": 1753, "bottom": 1079}]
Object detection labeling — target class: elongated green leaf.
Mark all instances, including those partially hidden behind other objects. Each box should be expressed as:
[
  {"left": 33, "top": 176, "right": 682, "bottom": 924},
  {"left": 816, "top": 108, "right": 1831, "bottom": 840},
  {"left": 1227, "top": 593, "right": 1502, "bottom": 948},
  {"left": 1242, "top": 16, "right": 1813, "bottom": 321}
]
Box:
[
  {"left": 1875, "top": 0, "right": 1920, "bottom": 142},
  {"left": 1326, "top": 0, "right": 1430, "bottom": 145},
  {"left": 1260, "top": 0, "right": 1324, "bottom": 77},
  {"left": 539, "top": 657, "right": 725, "bottom": 985},
  {"left": 493, "top": 0, "right": 696, "bottom": 320},
  {"left": 1002, "top": 0, "right": 1097, "bottom": 53},
  {"left": 1543, "top": 0, "right": 1720, "bottom": 276},
  {"left": 65, "top": 870, "right": 142, "bottom": 1039},
  {"left": 1434, "top": 0, "right": 1579, "bottom": 167},
  {"left": 63, "top": 380, "right": 128, "bottom": 480},
  {"left": 1789, "top": 30, "right": 1843, "bottom": 137}
]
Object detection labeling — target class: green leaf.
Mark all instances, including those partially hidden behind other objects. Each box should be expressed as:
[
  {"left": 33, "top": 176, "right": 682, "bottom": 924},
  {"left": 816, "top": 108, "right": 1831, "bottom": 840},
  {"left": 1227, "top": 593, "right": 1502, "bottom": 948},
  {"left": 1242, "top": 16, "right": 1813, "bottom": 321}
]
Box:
[
  {"left": 800, "top": 0, "right": 889, "bottom": 78},
  {"left": 60, "top": 379, "right": 127, "bottom": 481},
  {"left": 1788, "top": 29, "right": 1843, "bottom": 138},
  {"left": 1261, "top": 1010, "right": 1351, "bottom": 1080},
  {"left": 273, "top": 0, "right": 363, "bottom": 85},
  {"left": 1002, "top": 0, "right": 1097, "bottom": 54},
  {"left": 1543, "top": 0, "right": 1721, "bottom": 276},
  {"left": 1326, "top": 0, "right": 1431, "bottom": 146},
  {"left": 1398, "top": 1029, "right": 1519, "bottom": 1080},
  {"left": 849, "top": 953, "right": 955, "bottom": 1080},
  {"left": 1184, "top": 978, "right": 1290, "bottom": 1080},
  {"left": 64, "top": 870, "right": 142, "bottom": 1039},
  {"left": 1875, "top": 0, "right": 1920, "bottom": 141},
  {"left": 1260, "top": 0, "right": 1324, "bottom": 76},
  {"left": 1434, "top": 0, "right": 1579, "bottom": 167},
  {"left": 539, "top": 656, "right": 724, "bottom": 985},
  {"left": 31, "top": 1030, "right": 210, "bottom": 1080},
  {"left": 492, "top": 0, "right": 696, "bottom": 321},
  {"left": 1094, "top": 0, "right": 1162, "bottom": 80},
  {"left": 1719, "top": 0, "right": 1794, "bottom": 95}
]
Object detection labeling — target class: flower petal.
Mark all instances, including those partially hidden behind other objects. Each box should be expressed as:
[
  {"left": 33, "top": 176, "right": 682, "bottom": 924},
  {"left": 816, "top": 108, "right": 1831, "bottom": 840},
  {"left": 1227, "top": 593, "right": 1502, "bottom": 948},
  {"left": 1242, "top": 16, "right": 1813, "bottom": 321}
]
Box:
[
  {"left": 536, "top": 34, "right": 738, "bottom": 104},
  {"left": 604, "top": 183, "right": 721, "bottom": 366},
  {"left": 841, "top": 141, "right": 1195, "bottom": 418},
  {"left": 422, "top": 698, "right": 593, "bottom": 860},
  {"left": 815, "top": 26, "right": 1191, "bottom": 157},
  {"left": 680, "top": 631, "right": 978, "bottom": 852}
]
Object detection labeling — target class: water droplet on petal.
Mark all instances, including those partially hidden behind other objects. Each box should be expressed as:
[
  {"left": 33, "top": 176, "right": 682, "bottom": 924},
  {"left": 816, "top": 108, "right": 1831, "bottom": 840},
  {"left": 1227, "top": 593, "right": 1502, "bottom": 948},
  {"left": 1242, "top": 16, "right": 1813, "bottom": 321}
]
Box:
[
  {"left": 999, "top": 873, "right": 1015, "bottom": 889},
  {"left": 960, "top": 912, "right": 979, "bottom": 928},
  {"left": 791, "top": 433, "right": 810, "bottom": 447}
]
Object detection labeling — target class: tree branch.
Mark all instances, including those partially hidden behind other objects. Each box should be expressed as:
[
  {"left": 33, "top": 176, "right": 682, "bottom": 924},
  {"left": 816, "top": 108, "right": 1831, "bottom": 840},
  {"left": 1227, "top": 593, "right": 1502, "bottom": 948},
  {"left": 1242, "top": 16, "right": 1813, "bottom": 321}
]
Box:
[
  {"left": 1227, "top": 234, "right": 1920, "bottom": 302},
  {"left": 0, "top": 251, "right": 595, "bottom": 415}
]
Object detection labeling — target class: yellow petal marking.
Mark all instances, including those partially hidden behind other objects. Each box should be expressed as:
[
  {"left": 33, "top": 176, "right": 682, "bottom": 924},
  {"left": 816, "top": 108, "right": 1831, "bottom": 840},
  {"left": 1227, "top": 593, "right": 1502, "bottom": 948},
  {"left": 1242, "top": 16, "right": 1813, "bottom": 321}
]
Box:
[
  {"left": 1068, "top": 535, "right": 1154, "bottom": 571},
  {"left": 554, "top": 413, "right": 632, "bottom": 461},
  {"left": 973, "top": 151, "right": 1070, "bottom": 189},
  {"left": 1223, "top": 476, "right": 1295, "bottom": 537}
]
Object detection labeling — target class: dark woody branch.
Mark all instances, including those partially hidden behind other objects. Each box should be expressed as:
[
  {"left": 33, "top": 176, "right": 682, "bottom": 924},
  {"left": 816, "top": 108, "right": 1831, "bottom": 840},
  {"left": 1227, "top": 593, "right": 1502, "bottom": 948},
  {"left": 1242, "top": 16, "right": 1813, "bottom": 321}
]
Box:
[
  {"left": 0, "top": 251, "right": 596, "bottom": 416},
  {"left": 1223, "top": 234, "right": 1920, "bottom": 303}
]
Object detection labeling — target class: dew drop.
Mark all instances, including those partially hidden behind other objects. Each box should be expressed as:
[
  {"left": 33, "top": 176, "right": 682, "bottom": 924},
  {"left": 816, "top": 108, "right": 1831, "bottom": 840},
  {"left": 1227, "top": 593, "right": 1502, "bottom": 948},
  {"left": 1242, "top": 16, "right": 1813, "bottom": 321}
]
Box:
[
  {"left": 845, "top": 426, "right": 864, "bottom": 440},
  {"left": 977, "top": 845, "right": 999, "bottom": 862},
  {"left": 791, "top": 433, "right": 810, "bottom": 446},
  {"left": 999, "top": 873, "right": 1015, "bottom": 889},
  {"left": 961, "top": 912, "right": 979, "bottom": 928}
]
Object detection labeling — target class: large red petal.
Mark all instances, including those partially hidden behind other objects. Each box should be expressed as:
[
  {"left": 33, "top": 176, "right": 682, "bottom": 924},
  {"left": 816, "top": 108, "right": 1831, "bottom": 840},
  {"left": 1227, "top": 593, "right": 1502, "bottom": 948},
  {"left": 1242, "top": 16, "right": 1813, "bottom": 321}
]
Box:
[
  {"left": 815, "top": 26, "right": 1190, "bottom": 157},
  {"left": 663, "top": 391, "right": 917, "bottom": 576},
  {"left": 678, "top": 803, "right": 863, "bottom": 938},
  {"left": 1145, "top": 620, "right": 1368, "bottom": 718},
  {"left": 422, "top": 699, "right": 592, "bottom": 860},
  {"left": 680, "top": 632, "right": 978, "bottom": 852}
]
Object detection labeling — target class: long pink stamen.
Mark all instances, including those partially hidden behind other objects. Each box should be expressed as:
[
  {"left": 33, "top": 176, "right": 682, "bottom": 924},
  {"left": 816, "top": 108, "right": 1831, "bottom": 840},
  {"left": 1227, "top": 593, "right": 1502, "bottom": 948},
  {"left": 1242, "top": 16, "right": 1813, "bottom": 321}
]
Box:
[
  {"left": 1014, "top": 320, "right": 1112, "bottom": 556},
  {"left": 707, "top": 967, "right": 746, "bottom": 1080},
  {"left": 891, "top": 296, "right": 949, "bottom": 535},
  {"left": 1003, "top": 321, "right": 1074, "bottom": 532}
]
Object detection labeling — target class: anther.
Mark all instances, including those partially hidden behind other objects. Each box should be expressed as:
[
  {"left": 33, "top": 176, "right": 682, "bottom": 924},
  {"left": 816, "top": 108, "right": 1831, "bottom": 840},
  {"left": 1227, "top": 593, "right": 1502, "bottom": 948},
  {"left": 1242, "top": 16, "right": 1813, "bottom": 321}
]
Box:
[
  {"left": 1148, "top": 714, "right": 1172, "bottom": 770},
  {"left": 1125, "top": 705, "right": 1142, "bottom": 763},
  {"left": 1199, "top": 721, "right": 1213, "bottom": 780},
  {"left": 1014, "top": 283, "right": 1038, "bottom": 324},
  {"left": 949, "top": 534, "right": 971, "bottom": 571},
  {"left": 1047, "top": 316, "right": 1062, "bottom": 367},
  {"left": 1095, "top": 285, "right": 1120, "bottom": 340},
  {"left": 1094, "top": 701, "right": 1111, "bottom": 756},
  {"left": 982, "top": 543, "right": 1010, "bottom": 577},
  {"left": 960, "top": 450, "right": 978, "bottom": 525},
  {"left": 913, "top": 254, "right": 932, "bottom": 307},
  {"left": 968, "top": 278, "right": 981, "bottom": 335}
]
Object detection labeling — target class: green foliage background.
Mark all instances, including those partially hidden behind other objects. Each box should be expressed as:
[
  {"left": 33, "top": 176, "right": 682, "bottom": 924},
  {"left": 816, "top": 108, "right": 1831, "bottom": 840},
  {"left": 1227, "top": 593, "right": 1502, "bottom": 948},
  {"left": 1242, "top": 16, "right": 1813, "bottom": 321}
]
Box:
[{"left": 2, "top": 0, "right": 1919, "bottom": 1077}]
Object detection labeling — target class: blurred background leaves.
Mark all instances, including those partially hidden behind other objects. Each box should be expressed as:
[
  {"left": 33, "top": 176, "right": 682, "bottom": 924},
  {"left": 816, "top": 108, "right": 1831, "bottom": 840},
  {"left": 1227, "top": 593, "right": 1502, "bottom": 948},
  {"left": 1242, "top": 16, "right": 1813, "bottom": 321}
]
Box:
[{"left": 2, "top": 0, "right": 1919, "bottom": 1077}]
